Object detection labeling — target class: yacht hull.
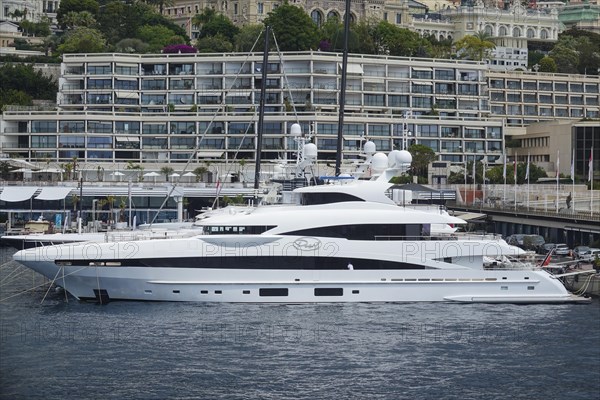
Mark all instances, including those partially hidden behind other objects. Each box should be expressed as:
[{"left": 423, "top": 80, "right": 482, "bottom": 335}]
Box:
[{"left": 13, "top": 258, "right": 582, "bottom": 303}]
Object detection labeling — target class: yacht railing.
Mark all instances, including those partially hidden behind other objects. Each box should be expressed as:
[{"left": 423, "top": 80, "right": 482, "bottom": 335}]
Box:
[{"left": 374, "top": 232, "right": 504, "bottom": 241}]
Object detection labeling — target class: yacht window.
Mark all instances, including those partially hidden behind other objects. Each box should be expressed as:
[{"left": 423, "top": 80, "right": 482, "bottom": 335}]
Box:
[
  {"left": 314, "top": 288, "right": 343, "bottom": 296},
  {"left": 281, "top": 224, "right": 424, "bottom": 240},
  {"left": 300, "top": 192, "right": 364, "bottom": 205},
  {"left": 203, "top": 225, "right": 276, "bottom": 234},
  {"left": 259, "top": 288, "right": 289, "bottom": 296}
]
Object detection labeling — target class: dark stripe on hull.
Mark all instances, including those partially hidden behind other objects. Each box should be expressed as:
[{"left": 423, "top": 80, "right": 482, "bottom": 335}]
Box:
[{"left": 58, "top": 256, "right": 426, "bottom": 270}]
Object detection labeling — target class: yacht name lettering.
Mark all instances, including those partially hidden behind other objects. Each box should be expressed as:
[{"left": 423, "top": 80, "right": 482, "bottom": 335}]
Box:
[{"left": 293, "top": 237, "right": 322, "bottom": 252}]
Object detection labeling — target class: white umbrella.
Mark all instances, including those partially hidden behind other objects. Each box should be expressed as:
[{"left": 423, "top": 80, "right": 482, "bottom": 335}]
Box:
[
  {"left": 143, "top": 171, "right": 160, "bottom": 183},
  {"left": 11, "top": 168, "right": 33, "bottom": 173},
  {"left": 170, "top": 172, "right": 181, "bottom": 182},
  {"left": 111, "top": 171, "right": 125, "bottom": 182},
  {"left": 183, "top": 171, "right": 196, "bottom": 183},
  {"left": 39, "top": 167, "right": 64, "bottom": 173}
]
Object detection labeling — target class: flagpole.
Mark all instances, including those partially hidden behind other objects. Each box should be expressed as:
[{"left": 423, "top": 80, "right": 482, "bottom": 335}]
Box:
[
  {"left": 526, "top": 152, "right": 530, "bottom": 210},
  {"left": 482, "top": 160, "right": 486, "bottom": 208},
  {"left": 556, "top": 149, "right": 560, "bottom": 213},
  {"left": 513, "top": 155, "right": 517, "bottom": 211},
  {"left": 591, "top": 147, "right": 594, "bottom": 216},
  {"left": 472, "top": 159, "right": 476, "bottom": 206},
  {"left": 503, "top": 150, "right": 507, "bottom": 207},
  {"left": 571, "top": 148, "right": 575, "bottom": 212}
]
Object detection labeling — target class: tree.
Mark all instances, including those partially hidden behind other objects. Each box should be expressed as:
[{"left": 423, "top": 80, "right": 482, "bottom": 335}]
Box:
[
  {"left": 0, "top": 89, "right": 32, "bottom": 110},
  {"left": 143, "top": 0, "right": 174, "bottom": 14},
  {"left": 0, "top": 64, "right": 57, "bottom": 109},
  {"left": 196, "top": 34, "right": 234, "bottom": 53},
  {"left": 57, "top": 27, "right": 107, "bottom": 54},
  {"left": 137, "top": 25, "right": 183, "bottom": 52},
  {"left": 115, "top": 38, "right": 149, "bottom": 53},
  {"left": 455, "top": 32, "right": 495, "bottom": 61},
  {"left": 193, "top": 166, "right": 208, "bottom": 182},
  {"left": 538, "top": 56, "right": 557, "bottom": 73},
  {"left": 234, "top": 24, "right": 264, "bottom": 52},
  {"left": 56, "top": 0, "right": 99, "bottom": 29},
  {"left": 193, "top": 9, "right": 239, "bottom": 42},
  {"left": 62, "top": 11, "right": 97, "bottom": 30},
  {"left": 160, "top": 166, "right": 174, "bottom": 180},
  {"left": 262, "top": 3, "right": 319, "bottom": 51},
  {"left": 372, "top": 21, "right": 430, "bottom": 57},
  {"left": 408, "top": 144, "right": 436, "bottom": 178}
]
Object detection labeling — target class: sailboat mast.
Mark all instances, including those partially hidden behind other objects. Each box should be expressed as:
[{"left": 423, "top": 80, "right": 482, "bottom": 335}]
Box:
[
  {"left": 335, "top": 0, "right": 351, "bottom": 176},
  {"left": 254, "top": 26, "right": 270, "bottom": 192}
]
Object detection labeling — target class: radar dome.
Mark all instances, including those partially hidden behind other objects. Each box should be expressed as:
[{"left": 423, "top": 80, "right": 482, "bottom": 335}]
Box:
[
  {"left": 397, "top": 150, "right": 412, "bottom": 164},
  {"left": 304, "top": 143, "right": 318, "bottom": 159},
  {"left": 371, "top": 153, "right": 389, "bottom": 171},
  {"left": 388, "top": 150, "right": 402, "bottom": 167},
  {"left": 363, "top": 141, "right": 376, "bottom": 155},
  {"left": 290, "top": 123, "right": 302, "bottom": 136}
]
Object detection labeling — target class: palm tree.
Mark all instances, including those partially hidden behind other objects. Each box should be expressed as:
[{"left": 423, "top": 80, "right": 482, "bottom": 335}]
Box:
[
  {"left": 160, "top": 166, "right": 174, "bottom": 181},
  {"left": 143, "top": 0, "right": 174, "bottom": 14},
  {"left": 455, "top": 31, "right": 495, "bottom": 61}
]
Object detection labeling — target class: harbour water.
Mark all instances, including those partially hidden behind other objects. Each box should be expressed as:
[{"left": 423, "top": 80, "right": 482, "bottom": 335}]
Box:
[{"left": 1, "top": 247, "right": 599, "bottom": 400}]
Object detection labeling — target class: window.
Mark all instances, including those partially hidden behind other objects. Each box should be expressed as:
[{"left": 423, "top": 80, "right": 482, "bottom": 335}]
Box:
[
  {"left": 257, "top": 3, "right": 263, "bottom": 14},
  {"left": 418, "top": 125, "right": 438, "bottom": 138},
  {"left": 314, "top": 288, "right": 343, "bottom": 296},
  {"left": 88, "top": 121, "right": 113, "bottom": 133},
  {"left": 31, "top": 136, "right": 57, "bottom": 148},
  {"left": 143, "top": 123, "right": 167, "bottom": 135},
  {"left": 31, "top": 121, "right": 57, "bottom": 133},
  {"left": 88, "top": 65, "right": 111, "bottom": 75},
  {"left": 115, "top": 121, "right": 140, "bottom": 134},
  {"left": 170, "top": 122, "right": 195, "bottom": 134},
  {"left": 368, "top": 125, "right": 390, "bottom": 136},
  {"left": 259, "top": 288, "right": 288, "bottom": 297},
  {"left": 88, "top": 137, "right": 112, "bottom": 148}
]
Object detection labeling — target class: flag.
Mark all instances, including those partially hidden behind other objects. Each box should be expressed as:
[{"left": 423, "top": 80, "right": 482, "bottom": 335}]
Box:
[
  {"left": 472, "top": 159, "right": 476, "bottom": 184},
  {"left": 540, "top": 247, "right": 554, "bottom": 267},
  {"left": 589, "top": 148, "right": 594, "bottom": 182},
  {"left": 513, "top": 159, "right": 517, "bottom": 183},
  {"left": 502, "top": 153, "right": 507, "bottom": 181},
  {"left": 525, "top": 153, "right": 530, "bottom": 181},
  {"left": 216, "top": 179, "right": 222, "bottom": 196}
]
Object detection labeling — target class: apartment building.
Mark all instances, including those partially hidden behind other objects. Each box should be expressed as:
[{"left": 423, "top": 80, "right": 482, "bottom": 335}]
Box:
[{"left": 1, "top": 51, "right": 505, "bottom": 172}]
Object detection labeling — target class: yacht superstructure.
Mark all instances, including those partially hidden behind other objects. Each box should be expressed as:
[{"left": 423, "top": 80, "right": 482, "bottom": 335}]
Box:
[{"left": 12, "top": 199, "right": 586, "bottom": 303}]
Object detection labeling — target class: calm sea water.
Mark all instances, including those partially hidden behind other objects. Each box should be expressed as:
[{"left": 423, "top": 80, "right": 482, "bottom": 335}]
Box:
[{"left": 1, "top": 247, "right": 599, "bottom": 400}]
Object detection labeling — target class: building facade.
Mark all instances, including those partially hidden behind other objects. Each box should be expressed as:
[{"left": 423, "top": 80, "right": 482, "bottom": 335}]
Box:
[
  {"left": 164, "top": 0, "right": 562, "bottom": 71},
  {"left": 1, "top": 51, "right": 598, "bottom": 177},
  {"left": 1, "top": 51, "right": 505, "bottom": 173}
]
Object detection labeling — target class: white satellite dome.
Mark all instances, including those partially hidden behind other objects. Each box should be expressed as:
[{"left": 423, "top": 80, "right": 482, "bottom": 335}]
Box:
[
  {"left": 388, "top": 150, "right": 402, "bottom": 167},
  {"left": 290, "top": 123, "right": 302, "bottom": 136},
  {"left": 397, "top": 150, "right": 412, "bottom": 164},
  {"left": 304, "top": 143, "right": 318, "bottom": 159},
  {"left": 371, "top": 152, "right": 388, "bottom": 171},
  {"left": 363, "top": 140, "right": 376, "bottom": 155}
]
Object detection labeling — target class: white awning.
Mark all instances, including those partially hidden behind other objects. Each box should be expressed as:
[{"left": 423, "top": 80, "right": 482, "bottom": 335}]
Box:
[
  {"left": 226, "top": 91, "right": 250, "bottom": 97},
  {"left": 196, "top": 151, "right": 224, "bottom": 158},
  {"left": 115, "top": 136, "right": 140, "bottom": 142},
  {"left": 115, "top": 91, "right": 140, "bottom": 99},
  {"left": 115, "top": 63, "right": 138, "bottom": 68},
  {"left": 465, "top": 126, "right": 485, "bottom": 130},
  {"left": 339, "top": 63, "right": 363, "bottom": 74},
  {"left": 413, "top": 67, "right": 433, "bottom": 71},
  {"left": 35, "top": 187, "right": 73, "bottom": 201},
  {"left": 0, "top": 186, "right": 38, "bottom": 202},
  {"left": 413, "top": 82, "right": 433, "bottom": 85}
]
